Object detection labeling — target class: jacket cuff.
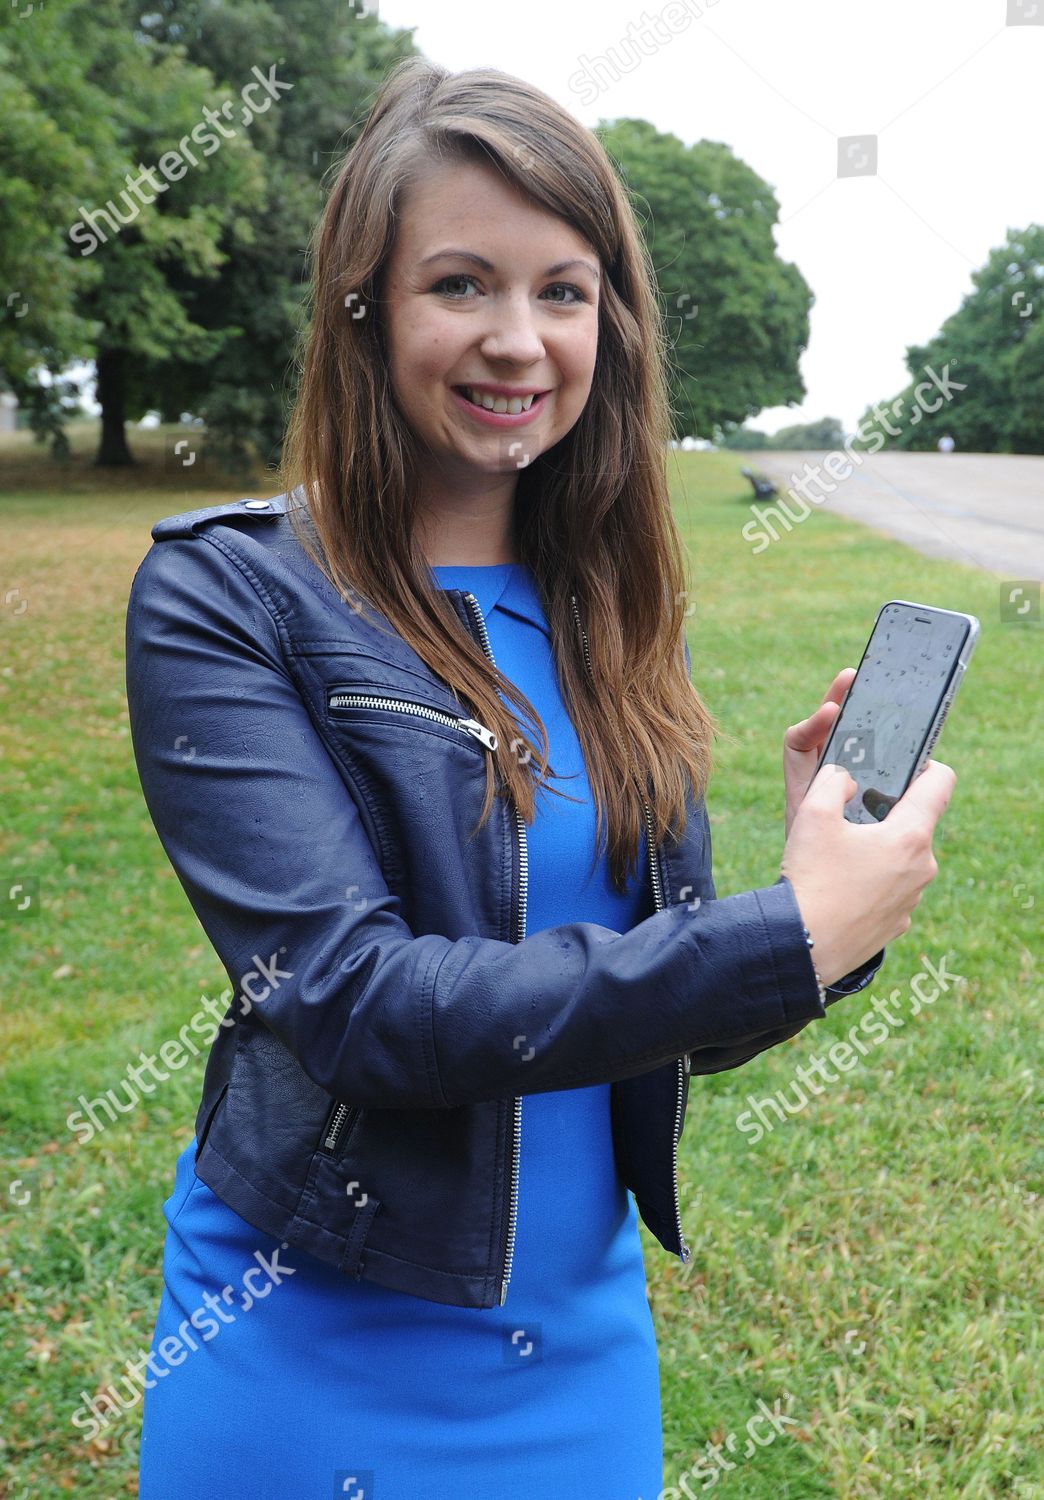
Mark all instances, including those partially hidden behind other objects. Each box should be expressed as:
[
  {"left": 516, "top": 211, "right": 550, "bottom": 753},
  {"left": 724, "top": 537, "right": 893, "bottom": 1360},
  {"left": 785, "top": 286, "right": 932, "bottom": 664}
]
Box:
[
  {"left": 767, "top": 875, "right": 885, "bottom": 1006},
  {"left": 751, "top": 877, "right": 830, "bottom": 1026},
  {"left": 824, "top": 948, "right": 886, "bottom": 1002}
]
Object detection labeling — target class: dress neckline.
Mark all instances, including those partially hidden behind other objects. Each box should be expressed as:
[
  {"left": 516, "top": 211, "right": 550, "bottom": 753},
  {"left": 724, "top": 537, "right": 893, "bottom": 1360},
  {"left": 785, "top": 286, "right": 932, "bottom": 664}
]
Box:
[{"left": 429, "top": 560, "right": 549, "bottom": 638}]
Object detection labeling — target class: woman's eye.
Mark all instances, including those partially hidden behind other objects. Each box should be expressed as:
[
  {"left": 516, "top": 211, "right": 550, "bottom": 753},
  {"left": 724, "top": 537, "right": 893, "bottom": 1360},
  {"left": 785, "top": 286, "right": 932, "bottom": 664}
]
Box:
[
  {"left": 543, "top": 283, "right": 588, "bottom": 305},
  {"left": 430, "top": 275, "right": 589, "bottom": 304},
  {"left": 432, "top": 274, "right": 478, "bottom": 298}
]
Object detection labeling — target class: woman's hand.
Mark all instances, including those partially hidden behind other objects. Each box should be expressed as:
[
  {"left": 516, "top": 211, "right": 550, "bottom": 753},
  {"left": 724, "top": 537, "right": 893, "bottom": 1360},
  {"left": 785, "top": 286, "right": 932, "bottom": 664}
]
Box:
[
  {"left": 781, "top": 758, "right": 957, "bottom": 987},
  {"left": 783, "top": 666, "right": 856, "bottom": 839}
]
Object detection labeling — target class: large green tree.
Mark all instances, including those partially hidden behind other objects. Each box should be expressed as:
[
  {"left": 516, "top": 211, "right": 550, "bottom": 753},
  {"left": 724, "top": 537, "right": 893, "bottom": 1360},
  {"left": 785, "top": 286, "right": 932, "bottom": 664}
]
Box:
[
  {"left": 855, "top": 225, "right": 1044, "bottom": 453},
  {"left": 0, "top": 0, "right": 124, "bottom": 452},
  {"left": 0, "top": 0, "right": 415, "bottom": 469},
  {"left": 4, "top": 16, "right": 812, "bottom": 469},
  {"left": 1, "top": 0, "right": 268, "bottom": 464},
  {"left": 125, "top": 0, "right": 416, "bottom": 474},
  {"left": 596, "top": 120, "right": 813, "bottom": 440}
]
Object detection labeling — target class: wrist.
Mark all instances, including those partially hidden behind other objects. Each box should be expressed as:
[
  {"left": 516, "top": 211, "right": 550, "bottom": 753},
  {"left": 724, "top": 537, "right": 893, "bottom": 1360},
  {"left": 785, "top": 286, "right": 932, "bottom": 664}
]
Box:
[
  {"left": 802, "top": 925, "right": 828, "bottom": 1006},
  {"left": 783, "top": 873, "right": 847, "bottom": 987}
]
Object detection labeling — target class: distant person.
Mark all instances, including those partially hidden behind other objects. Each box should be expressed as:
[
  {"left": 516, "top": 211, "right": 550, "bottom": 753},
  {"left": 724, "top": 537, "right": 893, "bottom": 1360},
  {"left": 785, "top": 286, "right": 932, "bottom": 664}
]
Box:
[{"left": 938, "top": 433, "right": 956, "bottom": 453}]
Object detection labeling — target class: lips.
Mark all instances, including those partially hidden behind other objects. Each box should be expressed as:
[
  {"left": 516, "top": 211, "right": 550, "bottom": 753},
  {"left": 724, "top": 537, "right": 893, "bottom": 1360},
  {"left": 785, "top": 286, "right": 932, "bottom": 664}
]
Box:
[
  {"left": 451, "top": 386, "right": 549, "bottom": 425},
  {"left": 456, "top": 386, "right": 545, "bottom": 414}
]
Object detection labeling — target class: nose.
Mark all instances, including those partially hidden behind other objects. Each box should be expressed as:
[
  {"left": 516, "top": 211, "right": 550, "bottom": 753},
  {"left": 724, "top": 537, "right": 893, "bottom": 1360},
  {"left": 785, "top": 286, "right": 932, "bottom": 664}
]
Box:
[{"left": 478, "top": 291, "right": 546, "bottom": 367}]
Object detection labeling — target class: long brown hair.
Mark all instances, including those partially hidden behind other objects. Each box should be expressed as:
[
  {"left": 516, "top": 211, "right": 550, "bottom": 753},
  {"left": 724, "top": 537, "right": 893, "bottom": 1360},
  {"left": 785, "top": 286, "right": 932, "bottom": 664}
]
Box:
[{"left": 278, "top": 56, "right": 718, "bottom": 893}]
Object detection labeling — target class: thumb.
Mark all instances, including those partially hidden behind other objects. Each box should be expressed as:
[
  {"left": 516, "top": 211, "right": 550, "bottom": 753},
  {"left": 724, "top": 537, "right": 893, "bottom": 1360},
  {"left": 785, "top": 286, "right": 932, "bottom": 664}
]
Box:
[
  {"left": 784, "top": 700, "right": 839, "bottom": 756},
  {"left": 803, "top": 760, "right": 857, "bottom": 812}
]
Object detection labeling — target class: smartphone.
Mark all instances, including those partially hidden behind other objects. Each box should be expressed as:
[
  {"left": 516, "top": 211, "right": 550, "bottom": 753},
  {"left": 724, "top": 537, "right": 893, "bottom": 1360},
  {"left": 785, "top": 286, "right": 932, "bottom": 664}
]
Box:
[{"left": 814, "top": 599, "right": 979, "bottom": 823}]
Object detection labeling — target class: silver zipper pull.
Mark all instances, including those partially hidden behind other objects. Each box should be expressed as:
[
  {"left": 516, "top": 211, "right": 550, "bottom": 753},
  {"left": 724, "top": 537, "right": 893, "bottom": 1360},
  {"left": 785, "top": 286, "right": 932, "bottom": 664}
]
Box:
[{"left": 459, "top": 718, "right": 498, "bottom": 752}]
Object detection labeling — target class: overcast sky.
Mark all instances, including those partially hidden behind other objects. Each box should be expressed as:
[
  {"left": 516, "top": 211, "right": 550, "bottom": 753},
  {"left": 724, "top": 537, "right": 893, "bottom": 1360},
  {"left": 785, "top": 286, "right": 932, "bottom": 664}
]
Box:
[{"left": 369, "top": 0, "right": 1043, "bottom": 436}]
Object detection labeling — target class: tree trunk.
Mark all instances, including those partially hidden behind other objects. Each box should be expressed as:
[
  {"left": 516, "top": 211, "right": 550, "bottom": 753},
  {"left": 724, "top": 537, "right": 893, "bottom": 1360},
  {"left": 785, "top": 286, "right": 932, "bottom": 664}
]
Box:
[{"left": 94, "top": 346, "right": 136, "bottom": 466}]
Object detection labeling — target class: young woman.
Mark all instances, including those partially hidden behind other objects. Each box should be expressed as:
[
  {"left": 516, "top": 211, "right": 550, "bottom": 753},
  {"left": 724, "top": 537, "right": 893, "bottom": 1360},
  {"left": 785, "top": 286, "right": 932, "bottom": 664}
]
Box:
[{"left": 128, "top": 56, "right": 955, "bottom": 1499}]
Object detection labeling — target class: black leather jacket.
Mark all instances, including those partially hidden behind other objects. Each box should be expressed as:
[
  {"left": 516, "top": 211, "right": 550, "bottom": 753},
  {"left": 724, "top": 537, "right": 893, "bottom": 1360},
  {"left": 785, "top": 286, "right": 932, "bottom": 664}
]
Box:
[{"left": 124, "top": 491, "right": 883, "bottom": 1309}]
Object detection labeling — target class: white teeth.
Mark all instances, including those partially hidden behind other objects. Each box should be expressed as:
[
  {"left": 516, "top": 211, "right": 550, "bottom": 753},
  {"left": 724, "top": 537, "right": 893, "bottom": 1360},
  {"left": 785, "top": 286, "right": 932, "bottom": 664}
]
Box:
[{"left": 462, "top": 388, "right": 538, "bottom": 413}]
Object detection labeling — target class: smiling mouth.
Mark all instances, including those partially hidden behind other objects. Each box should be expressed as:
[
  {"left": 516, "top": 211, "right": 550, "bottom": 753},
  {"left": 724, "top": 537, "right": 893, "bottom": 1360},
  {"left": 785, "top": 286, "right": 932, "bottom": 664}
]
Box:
[{"left": 455, "top": 386, "right": 546, "bottom": 414}]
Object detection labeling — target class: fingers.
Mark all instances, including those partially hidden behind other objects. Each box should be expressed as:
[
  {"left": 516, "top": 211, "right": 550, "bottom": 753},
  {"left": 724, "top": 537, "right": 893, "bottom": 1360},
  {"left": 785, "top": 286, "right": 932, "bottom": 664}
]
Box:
[
  {"left": 802, "top": 759, "right": 857, "bottom": 811},
  {"left": 888, "top": 758, "right": 957, "bottom": 834}
]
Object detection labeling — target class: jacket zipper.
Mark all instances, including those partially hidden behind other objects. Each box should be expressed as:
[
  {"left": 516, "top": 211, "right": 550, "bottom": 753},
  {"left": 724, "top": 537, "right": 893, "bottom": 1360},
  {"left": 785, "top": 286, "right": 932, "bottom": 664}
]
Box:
[
  {"left": 457, "top": 591, "right": 527, "bottom": 1307},
  {"left": 328, "top": 600, "right": 690, "bottom": 1277},
  {"left": 328, "top": 693, "right": 498, "bottom": 751},
  {"left": 568, "top": 596, "right": 691, "bottom": 1267},
  {"left": 320, "top": 1099, "right": 359, "bottom": 1154},
  {"left": 322, "top": 694, "right": 497, "bottom": 1160}
]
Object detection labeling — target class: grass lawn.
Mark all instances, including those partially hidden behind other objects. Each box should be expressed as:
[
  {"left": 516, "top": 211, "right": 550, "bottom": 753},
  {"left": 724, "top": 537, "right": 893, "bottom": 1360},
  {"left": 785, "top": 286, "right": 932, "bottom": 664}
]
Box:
[{"left": 0, "top": 428, "right": 1040, "bottom": 1497}]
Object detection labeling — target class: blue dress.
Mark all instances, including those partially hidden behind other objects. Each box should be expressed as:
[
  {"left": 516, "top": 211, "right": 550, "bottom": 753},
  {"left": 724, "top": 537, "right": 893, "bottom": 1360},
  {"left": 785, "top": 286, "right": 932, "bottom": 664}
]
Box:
[{"left": 138, "top": 562, "right": 663, "bottom": 1498}]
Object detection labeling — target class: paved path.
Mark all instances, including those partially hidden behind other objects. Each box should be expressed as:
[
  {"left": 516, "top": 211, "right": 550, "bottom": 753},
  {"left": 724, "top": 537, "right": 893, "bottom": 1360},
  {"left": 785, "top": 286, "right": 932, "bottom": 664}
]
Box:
[{"left": 747, "top": 451, "right": 1044, "bottom": 582}]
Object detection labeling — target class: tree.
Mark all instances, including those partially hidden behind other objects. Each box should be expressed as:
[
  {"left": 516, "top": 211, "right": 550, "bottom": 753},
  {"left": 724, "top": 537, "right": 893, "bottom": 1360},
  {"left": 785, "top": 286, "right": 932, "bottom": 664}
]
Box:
[
  {"left": 596, "top": 119, "right": 812, "bottom": 440},
  {"left": 0, "top": 0, "right": 123, "bottom": 452},
  {"left": 767, "top": 415, "right": 846, "bottom": 450},
  {"left": 855, "top": 225, "right": 1044, "bottom": 453},
  {"left": 1, "top": 0, "right": 266, "bottom": 464},
  {"left": 718, "top": 424, "right": 769, "bottom": 450},
  {"left": 0, "top": 0, "right": 417, "bottom": 469},
  {"left": 126, "top": 0, "right": 417, "bottom": 474}
]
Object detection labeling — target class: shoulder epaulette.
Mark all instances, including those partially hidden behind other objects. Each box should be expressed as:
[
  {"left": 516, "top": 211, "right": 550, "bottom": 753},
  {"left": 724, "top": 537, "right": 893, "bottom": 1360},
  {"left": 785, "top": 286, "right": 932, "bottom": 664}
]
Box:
[{"left": 150, "top": 493, "right": 287, "bottom": 541}]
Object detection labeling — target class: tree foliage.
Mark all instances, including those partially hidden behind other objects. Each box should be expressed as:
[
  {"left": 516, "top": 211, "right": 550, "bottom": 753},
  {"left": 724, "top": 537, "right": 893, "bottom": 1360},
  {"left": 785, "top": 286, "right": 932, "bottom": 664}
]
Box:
[
  {"left": 1, "top": 11, "right": 814, "bottom": 469},
  {"left": 767, "top": 415, "right": 846, "bottom": 450},
  {"left": 596, "top": 119, "right": 813, "bottom": 440},
  {"left": 124, "top": 0, "right": 417, "bottom": 474},
  {"left": 856, "top": 225, "right": 1044, "bottom": 453},
  {"left": 0, "top": 0, "right": 416, "bottom": 468},
  {"left": 719, "top": 415, "right": 845, "bottom": 450}
]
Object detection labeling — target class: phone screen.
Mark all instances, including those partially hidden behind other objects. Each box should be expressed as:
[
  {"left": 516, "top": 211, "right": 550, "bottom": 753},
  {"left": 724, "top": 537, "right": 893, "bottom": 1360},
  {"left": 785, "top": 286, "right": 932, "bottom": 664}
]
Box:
[{"left": 820, "top": 603, "right": 972, "bottom": 823}]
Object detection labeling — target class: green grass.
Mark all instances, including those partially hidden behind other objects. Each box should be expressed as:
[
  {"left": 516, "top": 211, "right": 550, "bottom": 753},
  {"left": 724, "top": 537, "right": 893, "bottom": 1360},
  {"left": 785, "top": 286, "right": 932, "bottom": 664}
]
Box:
[{"left": 0, "top": 431, "right": 1040, "bottom": 1497}]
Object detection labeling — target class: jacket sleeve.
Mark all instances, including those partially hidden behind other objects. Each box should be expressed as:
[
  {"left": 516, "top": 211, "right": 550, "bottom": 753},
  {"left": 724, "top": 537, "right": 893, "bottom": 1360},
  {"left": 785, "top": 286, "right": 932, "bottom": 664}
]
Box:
[
  {"left": 674, "top": 639, "right": 886, "bottom": 1076},
  {"left": 126, "top": 532, "right": 840, "bottom": 1112}
]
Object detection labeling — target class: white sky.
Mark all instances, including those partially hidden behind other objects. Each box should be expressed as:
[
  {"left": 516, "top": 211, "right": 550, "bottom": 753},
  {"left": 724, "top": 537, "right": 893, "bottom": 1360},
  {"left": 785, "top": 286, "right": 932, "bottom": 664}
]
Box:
[{"left": 370, "top": 0, "right": 1044, "bottom": 436}]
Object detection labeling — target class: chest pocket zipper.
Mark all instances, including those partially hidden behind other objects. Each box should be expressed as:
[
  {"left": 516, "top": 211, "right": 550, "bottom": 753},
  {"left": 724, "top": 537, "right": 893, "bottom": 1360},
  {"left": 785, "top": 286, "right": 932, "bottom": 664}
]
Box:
[
  {"left": 319, "top": 1099, "right": 360, "bottom": 1156},
  {"left": 321, "top": 691, "right": 497, "bottom": 1158},
  {"left": 327, "top": 692, "right": 498, "bottom": 751}
]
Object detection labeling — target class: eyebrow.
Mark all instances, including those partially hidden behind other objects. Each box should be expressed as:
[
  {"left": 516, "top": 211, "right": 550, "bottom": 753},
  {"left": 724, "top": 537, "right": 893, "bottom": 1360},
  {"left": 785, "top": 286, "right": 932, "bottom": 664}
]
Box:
[{"left": 419, "top": 249, "right": 600, "bottom": 281}]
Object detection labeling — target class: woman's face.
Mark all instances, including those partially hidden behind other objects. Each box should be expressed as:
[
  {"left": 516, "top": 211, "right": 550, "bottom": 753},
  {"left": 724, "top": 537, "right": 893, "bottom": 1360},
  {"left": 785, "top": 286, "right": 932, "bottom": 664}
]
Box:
[{"left": 381, "top": 156, "right": 601, "bottom": 497}]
